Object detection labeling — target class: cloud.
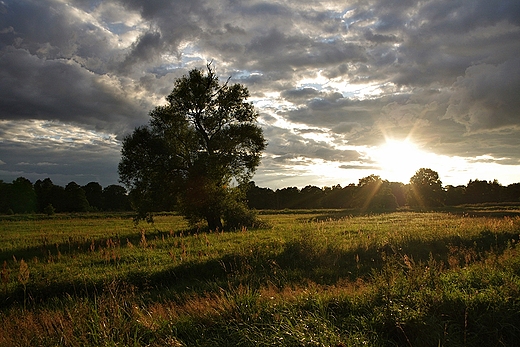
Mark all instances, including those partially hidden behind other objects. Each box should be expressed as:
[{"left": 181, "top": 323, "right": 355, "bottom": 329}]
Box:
[
  {"left": 119, "top": 31, "right": 163, "bottom": 71},
  {"left": 1, "top": 0, "right": 520, "bottom": 187},
  {"left": 0, "top": 119, "right": 121, "bottom": 186},
  {"left": 0, "top": 48, "right": 148, "bottom": 136},
  {"left": 444, "top": 57, "right": 520, "bottom": 133}
]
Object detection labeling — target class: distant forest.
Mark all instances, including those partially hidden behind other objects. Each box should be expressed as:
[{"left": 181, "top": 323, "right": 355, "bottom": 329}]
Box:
[
  {"left": 0, "top": 178, "right": 130, "bottom": 214},
  {"left": 246, "top": 178, "right": 520, "bottom": 210},
  {"left": 1, "top": 172, "right": 520, "bottom": 215}
]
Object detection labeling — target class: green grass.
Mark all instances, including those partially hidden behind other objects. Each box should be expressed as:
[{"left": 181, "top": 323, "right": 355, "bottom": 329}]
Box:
[{"left": 1, "top": 211, "right": 520, "bottom": 346}]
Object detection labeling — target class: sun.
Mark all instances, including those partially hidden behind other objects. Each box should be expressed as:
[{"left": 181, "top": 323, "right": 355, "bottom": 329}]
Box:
[{"left": 371, "top": 139, "right": 430, "bottom": 183}]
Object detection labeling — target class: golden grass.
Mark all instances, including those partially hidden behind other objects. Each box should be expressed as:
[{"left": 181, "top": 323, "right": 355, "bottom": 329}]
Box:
[{"left": 0, "top": 211, "right": 519, "bottom": 346}]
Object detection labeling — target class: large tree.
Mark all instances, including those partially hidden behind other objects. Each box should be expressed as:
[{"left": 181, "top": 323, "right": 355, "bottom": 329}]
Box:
[{"left": 119, "top": 64, "right": 266, "bottom": 230}]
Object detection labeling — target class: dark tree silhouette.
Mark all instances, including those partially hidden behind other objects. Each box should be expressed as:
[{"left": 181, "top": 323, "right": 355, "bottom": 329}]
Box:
[
  {"left": 354, "top": 175, "right": 398, "bottom": 211},
  {"left": 119, "top": 64, "right": 266, "bottom": 230},
  {"left": 64, "top": 182, "right": 90, "bottom": 212},
  {"left": 408, "top": 168, "right": 445, "bottom": 208},
  {"left": 465, "top": 179, "right": 503, "bottom": 204},
  {"left": 83, "top": 182, "right": 104, "bottom": 211},
  {"left": 8, "top": 177, "right": 37, "bottom": 213},
  {"left": 504, "top": 183, "right": 520, "bottom": 202},
  {"left": 299, "top": 185, "right": 324, "bottom": 208},
  {"left": 388, "top": 182, "right": 406, "bottom": 207},
  {"left": 0, "top": 180, "right": 10, "bottom": 213},
  {"left": 246, "top": 182, "right": 277, "bottom": 210},
  {"left": 103, "top": 185, "right": 130, "bottom": 211},
  {"left": 445, "top": 185, "right": 466, "bottom": 206},
  {"left": 274, "top": 187, "right": 301, "bottom": 209}
]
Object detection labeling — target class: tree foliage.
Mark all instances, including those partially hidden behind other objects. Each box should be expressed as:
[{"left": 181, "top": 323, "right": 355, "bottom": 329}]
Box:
[
  {"left": 408, "top": 168, "right": 445, "bottom": 208},
  {"left": 8, "top": 177, "right": 37, "bottom": 213},
  {"left": 354, "top": 175, "right": 398, "bottom": 211},
  {"left": 1, "top": 167, "right": 519, "bottom": 216},
  {"left": 1, "top": 177, "right": 129, "bottom": 214},
  {"left": 65, "top": 182, "right": 90, "bottom": 212},
  {"left": 83, "top": 182, "right": 103, "bottom": 211},
  {"left": 119, "top": 64, "right": 266, "bottom": 230}
]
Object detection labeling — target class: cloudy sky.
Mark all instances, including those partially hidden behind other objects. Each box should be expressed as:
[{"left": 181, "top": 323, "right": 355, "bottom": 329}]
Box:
[{"left": 1, "top": 0, "right": 520, "bottom": 189}]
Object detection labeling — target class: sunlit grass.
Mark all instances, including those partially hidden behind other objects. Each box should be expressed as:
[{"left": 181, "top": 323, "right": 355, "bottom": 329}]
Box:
[{"left": 1, "top": 211, "right": 519, "bottom": 346}]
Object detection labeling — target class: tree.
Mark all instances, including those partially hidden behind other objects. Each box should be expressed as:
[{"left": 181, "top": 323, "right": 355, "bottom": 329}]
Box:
[
  {"left": 103, "top": 185, "right": 130, "bottom": 211},
  {"left": 34, "top": 178, "right": 54, "bottom": 212},
  {"left": 354, "top": 175, "right": 398, "bottom": 211},
  {"left": 64, "top": 182, "right": 90, "bottom": 212},
  {"left": 83, "top": 182, "right": 104, "bottom": 211},
  {"left": 119, "top": 64, "right": 266, "bottom": 230},
  {"left": 408, "top": 168, "right": 445, "bottom": 208},
  {"left": 321, "top": 185, "right": 347, "bottom": 209},
  {"left": 388, "top": 182, "right": 406, "bottom": 207},
  {"left": 504, "top": 183, "right": 520, "bottom": 202},
  {"left": 246, "top": 182, "right": 277, "bottom": 210},
  {"left": 0, "top": 180, "right": 9, "bottom": 213},
  {"left": 274, "top": 187, "right": 300, "bottom": 209},
  {"left": 465, "top": 179, "right": 503, "bottom": 204},
  {"left": 445, "top": 185, "right": 466, "bottom": 206},
  {"left": 8, "top": 177, "right": 37, "bottom": 213},
  {"left": 299, "top": 185, "right": 324, "bottom": 208}
]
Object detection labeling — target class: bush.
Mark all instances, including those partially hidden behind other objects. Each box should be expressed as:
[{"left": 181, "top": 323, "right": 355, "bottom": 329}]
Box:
[
  {"left": 223, "top": 201, "right": 258, "bottom": 230},
  {"left": 44, "top": 203, "right": 55, "bottom": 216}
]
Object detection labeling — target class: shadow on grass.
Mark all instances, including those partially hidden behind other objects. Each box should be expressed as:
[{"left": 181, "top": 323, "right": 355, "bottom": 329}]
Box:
[
  {"left": 2, "top": 225, "right": 519, "bottom": 310},
  {"left": 443, "top": 205, "right": 520, "bottom": 218},
  {"left": 0, "top": 230, "right": 157, "bottom": 264},
  {"left": 310, "top": 204, "right": 520, "bottom": 221}
]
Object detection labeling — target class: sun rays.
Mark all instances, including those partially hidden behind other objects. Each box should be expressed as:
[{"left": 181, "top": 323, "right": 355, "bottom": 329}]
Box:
[{"left": 369, "top": 138, "right": 432, "bottom": 183}]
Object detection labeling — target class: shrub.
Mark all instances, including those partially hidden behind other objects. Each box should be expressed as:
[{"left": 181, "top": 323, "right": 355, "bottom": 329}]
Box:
[{"left": 43, "top": 203, "right": 55, "bottom": 216}]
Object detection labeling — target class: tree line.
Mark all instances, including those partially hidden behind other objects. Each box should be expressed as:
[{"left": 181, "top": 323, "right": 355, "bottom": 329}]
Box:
[
  {"left": 0, "top": 177, "right": 130, "bottom": 214},
  {"left": 1, "top": 169, "right": 519, "bottom": 215},
  {"left": 246, "top": 169, "right": 520, "bottom": 211}
]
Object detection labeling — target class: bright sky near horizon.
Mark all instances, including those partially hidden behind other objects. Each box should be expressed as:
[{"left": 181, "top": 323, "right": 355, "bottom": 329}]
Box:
[{"left": 1, "top": 0, "right": 520, "bottom": 189}]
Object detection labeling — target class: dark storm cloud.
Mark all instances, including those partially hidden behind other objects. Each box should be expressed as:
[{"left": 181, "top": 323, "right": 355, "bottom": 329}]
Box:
[
  {"left": 1, "top": 0, "right": 520, "bottom": 187},
  {"left": 363, "top": 29, "right": 399, "bottom": 44},
  {"left": 120, "top": 31, "right": 163, "bottom": 70},
  {"left": 0, "top": 48, "right": 147, "bottom": 135}
]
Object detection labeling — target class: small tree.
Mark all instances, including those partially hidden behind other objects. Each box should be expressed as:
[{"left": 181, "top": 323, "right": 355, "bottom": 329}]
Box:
[
  {"left": 119, "top": 64, "right": 266, "bottom": 230},
  {"left": 43, "top": 203, "right": 55, "bottom": 216}
]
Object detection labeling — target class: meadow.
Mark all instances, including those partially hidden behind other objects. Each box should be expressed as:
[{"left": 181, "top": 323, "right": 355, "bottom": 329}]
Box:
[{"left": 1, "top": 209, "right": 520, "bottom": 346}]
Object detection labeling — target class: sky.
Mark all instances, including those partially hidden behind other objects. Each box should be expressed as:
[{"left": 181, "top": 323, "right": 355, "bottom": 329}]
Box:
[{"left": 1, "top": 0, "right": 520, "bottom": 190}]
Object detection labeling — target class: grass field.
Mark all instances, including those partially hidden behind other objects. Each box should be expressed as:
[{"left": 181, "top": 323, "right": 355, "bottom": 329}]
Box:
[{"left": 1, "top": 209, "right": 520, "bottom": 346}]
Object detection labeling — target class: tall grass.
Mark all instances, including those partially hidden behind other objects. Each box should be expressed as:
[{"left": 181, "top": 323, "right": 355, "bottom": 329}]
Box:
[{"left": 0, "top": 211, "right": 519, "bottom": 346}]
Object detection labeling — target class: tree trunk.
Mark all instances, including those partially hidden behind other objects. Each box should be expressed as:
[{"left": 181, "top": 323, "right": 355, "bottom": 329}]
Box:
[{"left": 206, "top": 212, "right": 223, "bottom": 231}]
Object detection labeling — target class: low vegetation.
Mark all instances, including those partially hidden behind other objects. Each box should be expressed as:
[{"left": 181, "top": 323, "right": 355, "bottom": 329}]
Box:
[{"left": 1, "top": 209, "right": 520, "bottom": 346}]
